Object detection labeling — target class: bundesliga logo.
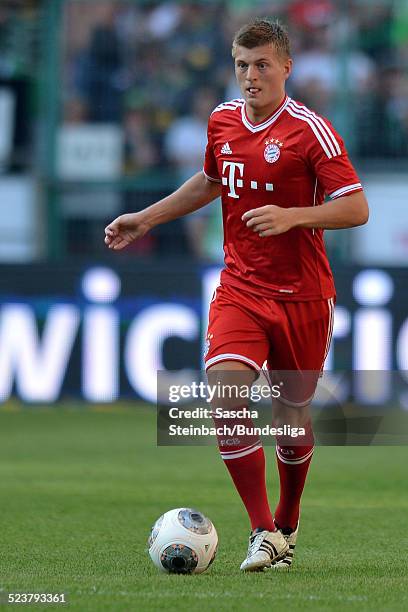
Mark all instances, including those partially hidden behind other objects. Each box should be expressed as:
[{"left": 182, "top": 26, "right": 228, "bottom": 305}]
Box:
[{"left": 264, "top": 138, "right": 283, "bottom": 164}]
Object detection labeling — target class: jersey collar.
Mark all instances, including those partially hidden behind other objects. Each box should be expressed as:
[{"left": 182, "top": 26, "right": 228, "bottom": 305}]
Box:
[{"left": 241, "top": 95, "right": 290, "bottom": 133}]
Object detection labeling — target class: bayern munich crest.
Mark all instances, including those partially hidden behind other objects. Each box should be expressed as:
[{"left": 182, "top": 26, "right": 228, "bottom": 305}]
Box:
[{"left": 264, "top": 138, "right": 283, "bottom": 164}]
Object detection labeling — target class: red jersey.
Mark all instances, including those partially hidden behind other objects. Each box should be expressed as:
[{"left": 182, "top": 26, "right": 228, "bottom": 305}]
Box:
[{"left": 203, "top": 95, "right": 363, "bottom": 300}]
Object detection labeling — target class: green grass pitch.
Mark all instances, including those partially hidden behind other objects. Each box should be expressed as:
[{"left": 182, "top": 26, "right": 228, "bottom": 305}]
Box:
[{"left": 0, "top": 404, "right": 407, "bottom": 611}]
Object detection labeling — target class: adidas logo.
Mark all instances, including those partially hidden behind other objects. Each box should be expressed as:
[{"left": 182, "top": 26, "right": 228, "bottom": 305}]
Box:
[{"left": 221, "top": 142, "right": 232, "bottom": 155}]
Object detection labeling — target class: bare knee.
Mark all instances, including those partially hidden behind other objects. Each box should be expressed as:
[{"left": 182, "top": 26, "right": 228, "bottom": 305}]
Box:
[
  {"left": 207, "top": 361, "right": 257, "bottom": 410},
  {"left": 273, "top": 400, "right": 311, "bottom": 428}
]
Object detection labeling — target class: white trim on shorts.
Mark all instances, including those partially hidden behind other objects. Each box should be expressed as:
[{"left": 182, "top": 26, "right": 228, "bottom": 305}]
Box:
[
  {"left": 205, "top": 353, "right": 261, "bottom": 372},
  {"left": 322, "top": 297, "right": 335, "bottom": 368}
]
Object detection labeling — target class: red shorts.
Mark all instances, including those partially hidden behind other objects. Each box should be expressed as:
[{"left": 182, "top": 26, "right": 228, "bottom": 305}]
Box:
[{"left": 204, "top": 283, "right": 334, "bottom": 406}]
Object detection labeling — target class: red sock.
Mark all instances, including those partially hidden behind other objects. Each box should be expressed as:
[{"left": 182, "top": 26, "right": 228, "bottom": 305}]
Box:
[
  {"left": 274, "top": 421, "right": 314, "bottom": 531},
  {"left": 222, "top": 446, "right": 275, "bottom": 531},
  {"left": 214, "top": 413, "right": 274, "bottom": 531}
]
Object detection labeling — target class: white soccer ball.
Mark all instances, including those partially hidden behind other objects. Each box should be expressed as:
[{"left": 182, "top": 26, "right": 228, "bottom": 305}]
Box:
[{"left": 148, "top": 507, "right": 218, "bottom": 574}]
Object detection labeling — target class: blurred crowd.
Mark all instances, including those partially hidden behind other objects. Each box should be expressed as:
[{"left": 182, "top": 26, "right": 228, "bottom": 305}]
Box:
[
  {"left": 1, "top": 1, "right": 408, "bottom": 260},
  {"left": 62, "top": 0, "right": 408, "bottom": 165},
  {"left": 0, "top": 0, "right": 39, "bottom": 172}
]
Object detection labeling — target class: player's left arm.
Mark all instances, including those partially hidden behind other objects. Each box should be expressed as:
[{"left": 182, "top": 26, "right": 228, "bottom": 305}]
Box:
[
  {"left": 291, "top": 190, "right": 368, "bottom": 229},
  {"left": 244, "top": 119, "right": 369, "bottom": 236},
  {"left": 243, "top": 191, "right": 368, "bottom": 236}
]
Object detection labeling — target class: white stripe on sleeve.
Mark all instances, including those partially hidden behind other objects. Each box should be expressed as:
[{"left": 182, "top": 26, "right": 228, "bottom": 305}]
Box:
[
  {"left": 203, "top": 169, "right": 221, "bottom": 183},
  {"left": 290, "top": 100, "right": 342, "bottom": 156},
  {"left": 329, "top": 183, "right": 362, "bottom": 199},
  {"left": 285, "top": 105, "right": 333, "bottom": 158}
]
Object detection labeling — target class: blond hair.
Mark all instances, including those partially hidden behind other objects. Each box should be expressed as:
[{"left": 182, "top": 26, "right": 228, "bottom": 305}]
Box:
[{"left": 232, "top": 18, "right": 291, "bottom": 59}]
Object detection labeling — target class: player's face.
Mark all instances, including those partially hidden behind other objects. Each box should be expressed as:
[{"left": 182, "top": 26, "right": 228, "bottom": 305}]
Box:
[{"left": 233, "top": 43, "right": 292, "bottom": 122}]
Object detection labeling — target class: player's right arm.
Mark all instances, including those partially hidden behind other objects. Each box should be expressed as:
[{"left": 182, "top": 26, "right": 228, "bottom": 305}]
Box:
[{"left": 104, "top": 171, "right": 221, "bottom": 250}]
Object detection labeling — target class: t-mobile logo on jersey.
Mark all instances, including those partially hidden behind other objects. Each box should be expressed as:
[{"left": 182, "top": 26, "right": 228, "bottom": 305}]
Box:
[{"left": 222, "top": 161, "right": 274, "bottom": 199}]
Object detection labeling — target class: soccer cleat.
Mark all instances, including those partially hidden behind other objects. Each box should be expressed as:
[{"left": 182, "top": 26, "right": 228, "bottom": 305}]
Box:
[
  {"left": 270, "top": 522, "right": 299, "bottom": 570},
  {"left": 240, "top": 527, "right": 289, "bottom": 571}
]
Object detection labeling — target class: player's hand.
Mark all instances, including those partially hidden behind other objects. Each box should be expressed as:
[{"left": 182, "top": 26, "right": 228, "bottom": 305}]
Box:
[
  {"left": 104, "top": 212, "right": 151, "bottom": 250},
  {"left": 242, "top": 205, "right": 297, "bottom": 237}
]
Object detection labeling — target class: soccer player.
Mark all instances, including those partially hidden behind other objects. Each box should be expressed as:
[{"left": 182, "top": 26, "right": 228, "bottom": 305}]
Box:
[{"left": 105, "top": 19, "right": 369, "bottom": 571}]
